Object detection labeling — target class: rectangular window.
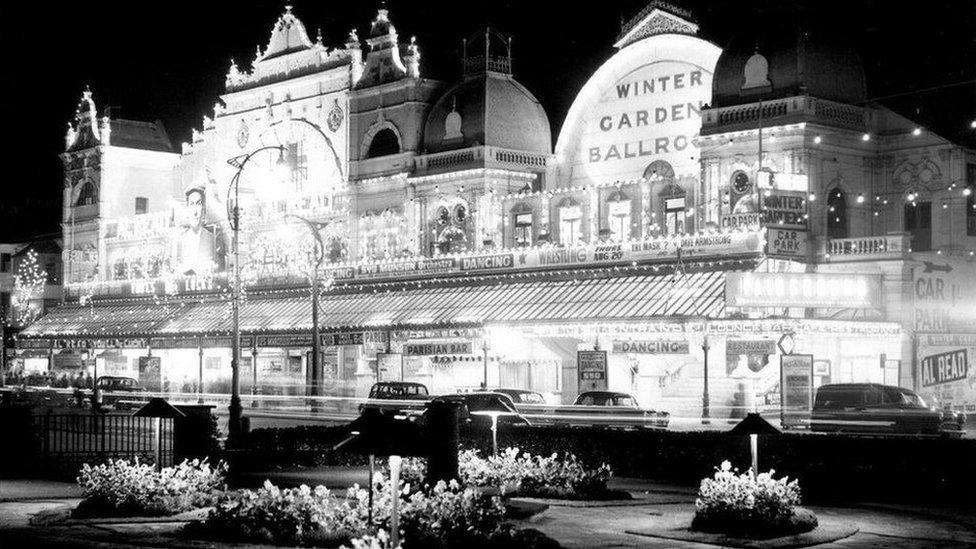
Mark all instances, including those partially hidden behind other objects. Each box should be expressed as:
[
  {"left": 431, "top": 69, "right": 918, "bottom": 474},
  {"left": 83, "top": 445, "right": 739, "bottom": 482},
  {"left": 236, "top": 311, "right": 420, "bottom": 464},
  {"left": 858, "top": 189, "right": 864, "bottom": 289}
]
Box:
[
  {"left": 514, "top": 213, "right": 533, "bottom": 248},
  {"left": 0, "top": 253, "right": 10, "bottom": 273},
  {"left": 135, "top": 197, "right": 148, "bottom": 214},
  {"left": 559, "top": 205, "right": 582, "bottom": 246}
]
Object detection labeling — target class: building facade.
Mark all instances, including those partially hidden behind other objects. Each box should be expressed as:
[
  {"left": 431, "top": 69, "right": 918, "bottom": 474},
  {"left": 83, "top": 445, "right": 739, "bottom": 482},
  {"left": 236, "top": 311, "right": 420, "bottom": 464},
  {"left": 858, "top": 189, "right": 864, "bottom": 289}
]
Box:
[{"left": 16, "top": 3, "right": 976, "bottom": 420}]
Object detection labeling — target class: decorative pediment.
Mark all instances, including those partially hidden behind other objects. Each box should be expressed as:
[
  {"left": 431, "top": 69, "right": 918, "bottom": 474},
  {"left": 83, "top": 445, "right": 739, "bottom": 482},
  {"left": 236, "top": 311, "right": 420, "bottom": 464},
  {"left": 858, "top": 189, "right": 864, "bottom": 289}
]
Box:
[{"left": 614, "top": 2, "right": 699, "bottom": 49}]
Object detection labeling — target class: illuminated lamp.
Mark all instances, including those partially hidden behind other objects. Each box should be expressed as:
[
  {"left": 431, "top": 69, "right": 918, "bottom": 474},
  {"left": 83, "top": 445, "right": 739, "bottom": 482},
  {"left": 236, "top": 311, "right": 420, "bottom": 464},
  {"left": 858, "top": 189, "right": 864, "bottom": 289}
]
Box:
[
  {"left": 906, "top": 192, "right": 917, "bottom": 202},
  {"left": 856, "top": 194, "right": 865, "bottom": 204},
  {"left": 813, "top": 135, "right": 822, "bottom": 144},
  {"left": 807, "top": 193, "right": 816, "bottom": 202},
  {"left": 861, "top": 133, "right": 871, "bottom": 141},
  {"left": 912, "top": 128, "right": 922, "bottom": 136},
  {"left": 729, "top": 412, "right": 780, "bottom": 476},
  {"left": 964, "top": 188, "right": 972, "bottom": 197},
  {"left": 970, "top": 120, "right": 976, "bottom": 129}
]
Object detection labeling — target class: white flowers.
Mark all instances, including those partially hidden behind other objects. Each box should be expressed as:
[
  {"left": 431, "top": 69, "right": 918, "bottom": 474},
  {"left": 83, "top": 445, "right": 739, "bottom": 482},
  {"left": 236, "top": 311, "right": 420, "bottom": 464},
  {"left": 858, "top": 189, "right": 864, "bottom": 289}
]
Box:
[
  {"left": 402, "top": 447, "right": 613, "bottom": 498},
  {"left": 76, "top": 458, "right": 227, "bottom": 515},
  {"left": 694, "top": 461, "right": 801, "bottom": 524}
]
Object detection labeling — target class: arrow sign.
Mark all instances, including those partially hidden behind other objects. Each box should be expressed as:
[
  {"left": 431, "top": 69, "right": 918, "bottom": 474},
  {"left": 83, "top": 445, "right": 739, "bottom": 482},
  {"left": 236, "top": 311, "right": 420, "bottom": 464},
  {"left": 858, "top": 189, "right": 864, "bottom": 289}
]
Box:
[
  {"left": 777, "top": 332, "right": 795, "bottom": 355},
  {"left": 923, "top": 261, "right": 952, "bottom": 274}
]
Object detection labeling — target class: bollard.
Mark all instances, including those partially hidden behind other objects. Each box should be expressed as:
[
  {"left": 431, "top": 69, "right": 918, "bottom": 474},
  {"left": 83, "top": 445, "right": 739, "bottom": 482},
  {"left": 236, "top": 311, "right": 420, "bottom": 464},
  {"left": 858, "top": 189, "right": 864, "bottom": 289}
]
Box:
[{"left": 424, "top": 400, "right": 460, "bottom": 484}]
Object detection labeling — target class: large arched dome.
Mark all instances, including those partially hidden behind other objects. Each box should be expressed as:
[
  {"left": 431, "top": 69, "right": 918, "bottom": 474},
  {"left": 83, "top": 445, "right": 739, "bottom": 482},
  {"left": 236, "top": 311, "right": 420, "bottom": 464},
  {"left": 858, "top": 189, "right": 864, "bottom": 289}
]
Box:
[
  {"left": 711, "top": 14, "right": 867, "bottom": 108},
  {"left": 423, "top": 72, "right": 552, "bottom": 155}
]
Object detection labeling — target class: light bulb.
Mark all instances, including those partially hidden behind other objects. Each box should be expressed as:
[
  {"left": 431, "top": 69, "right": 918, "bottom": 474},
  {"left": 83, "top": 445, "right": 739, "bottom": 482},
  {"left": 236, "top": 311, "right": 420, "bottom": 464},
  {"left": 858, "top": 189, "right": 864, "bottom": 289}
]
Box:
[
  {"left": 813, "top": 135, "right": 822, "bottom": 144},
  {"left": 857, "top": 194, "right": 865, "bottom": 204},
  {"left": 808, "top": 193, "right": 817, "bottom": 202},
  {"left": 964, "top": 188, "right": 973, "bottom": 197},
  {"left": 862, "top": 133, "right": 871, "bottom": 141},
  {"left": 912, "top": 128, "right": 922, "bottom": 136}
]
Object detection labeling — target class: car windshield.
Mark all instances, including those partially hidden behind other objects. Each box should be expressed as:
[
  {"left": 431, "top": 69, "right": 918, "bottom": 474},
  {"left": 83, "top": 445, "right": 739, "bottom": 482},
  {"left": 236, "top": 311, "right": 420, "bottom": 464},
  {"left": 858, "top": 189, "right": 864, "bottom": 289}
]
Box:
[
  {"left": 578, "top": 394, "right": 636, "bottom": 406},
  {"left": 520, "top": 393, "right": 545, "bottom": 404},
  {"left": 900, "top": 391, "right": 927, "bottom": 408}
]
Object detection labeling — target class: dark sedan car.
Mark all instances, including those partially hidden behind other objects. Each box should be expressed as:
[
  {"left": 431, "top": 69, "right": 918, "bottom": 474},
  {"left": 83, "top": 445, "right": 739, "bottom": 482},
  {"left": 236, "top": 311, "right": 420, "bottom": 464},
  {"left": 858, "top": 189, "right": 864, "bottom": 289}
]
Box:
[
  {"left": 429, "top": 392, "right": 530, "bottom": 428},
  {"left": 811, "top": 383, "right": 953, "bottom": 435}
]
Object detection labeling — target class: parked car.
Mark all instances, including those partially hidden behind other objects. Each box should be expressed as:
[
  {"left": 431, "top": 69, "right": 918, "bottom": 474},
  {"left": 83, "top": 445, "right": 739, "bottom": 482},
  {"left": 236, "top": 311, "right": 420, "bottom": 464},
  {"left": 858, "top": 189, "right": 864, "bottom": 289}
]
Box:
[
  {"left": 428, "top": 392, "right": 530, "bottom": 428},
  {"left": 359, "top": 381, "right": 431, "bottom": 414},
  {"left": 481, "top": 388, "right": 546, "bottom": 405},
  {"left": 95, "top": 376, "right": 146, "bottom": 411},
  {"left": 811, "top": 383, "right": 954, "bottom": 435},
  {"left": 557, "top": 391, "right": 669, "bottom": 429}
]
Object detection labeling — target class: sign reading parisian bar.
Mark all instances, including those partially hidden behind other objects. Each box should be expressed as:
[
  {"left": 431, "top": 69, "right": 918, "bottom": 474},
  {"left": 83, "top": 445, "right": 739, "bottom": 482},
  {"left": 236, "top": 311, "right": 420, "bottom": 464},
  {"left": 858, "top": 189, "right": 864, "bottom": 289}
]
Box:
[{"left": 67, "top": 229, "right": 764, "bottom": 299}]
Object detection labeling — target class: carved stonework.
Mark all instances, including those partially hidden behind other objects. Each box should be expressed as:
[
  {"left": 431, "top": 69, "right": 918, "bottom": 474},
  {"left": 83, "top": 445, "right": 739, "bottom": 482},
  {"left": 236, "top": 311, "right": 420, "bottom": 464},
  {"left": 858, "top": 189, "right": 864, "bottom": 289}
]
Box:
[{"left": 893, "top": 158, "right": 943, "bottom": 191}]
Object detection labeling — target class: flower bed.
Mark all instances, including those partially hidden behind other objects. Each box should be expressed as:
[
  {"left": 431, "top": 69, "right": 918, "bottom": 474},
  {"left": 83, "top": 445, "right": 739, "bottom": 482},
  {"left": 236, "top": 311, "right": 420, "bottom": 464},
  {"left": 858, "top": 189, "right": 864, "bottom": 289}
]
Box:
[
  {"left": 402, "top": 448, "right": 621, "bottom": 500},
  {"left": 184, "top": 475, "right": 552, "bottom": 548},
  {"left": 691, "top": 461, "right": 817, "bottom": 538},
  {"left": 74, "top": 458, "right": 226, "bottom": 517}
]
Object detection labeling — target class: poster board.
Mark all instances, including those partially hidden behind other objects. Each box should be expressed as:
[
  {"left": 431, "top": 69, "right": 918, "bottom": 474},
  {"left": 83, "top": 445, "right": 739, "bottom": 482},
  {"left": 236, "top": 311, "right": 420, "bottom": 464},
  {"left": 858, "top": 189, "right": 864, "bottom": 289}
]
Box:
[
  {"left": 780, "top": 354, "right": 813, "bottom": 428},
  {"left": 577, "top": 350, "right": 608, "bottom": 392},
  {"left": 916, "top": 334, "right": 975, "bottom": 414},
  {"left": 138, "top": 356, "right": 162, "bottom": 392},
  {"left": 376, "top": 352, "right": 403, "bottom": 382}
]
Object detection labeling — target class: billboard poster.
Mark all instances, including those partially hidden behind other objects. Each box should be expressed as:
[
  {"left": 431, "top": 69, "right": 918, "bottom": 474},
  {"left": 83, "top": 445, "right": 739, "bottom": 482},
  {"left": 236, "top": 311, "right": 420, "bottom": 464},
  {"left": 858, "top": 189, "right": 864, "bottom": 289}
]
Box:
[
  {"left": 916, "top": 334, "right": 975, "bottom": 414},
  {"left": 376, "top": 352, "right": 402, "bottom": 382},
  {"left": 578, "top": 350, "right": 608, "bottom": 392},
  {"left": 780, "top": 354, "right": 813, "bottom": 428},
  {"left": 138, "top": 356, "right": 162, "bottom": 392}
]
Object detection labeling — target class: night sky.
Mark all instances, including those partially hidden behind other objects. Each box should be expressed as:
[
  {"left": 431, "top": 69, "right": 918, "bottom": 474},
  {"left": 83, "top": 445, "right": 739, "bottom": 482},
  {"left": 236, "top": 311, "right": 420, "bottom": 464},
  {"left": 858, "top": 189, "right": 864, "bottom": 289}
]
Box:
[{"left": 1, "top": 0, "right": 973, "bottom": 242}]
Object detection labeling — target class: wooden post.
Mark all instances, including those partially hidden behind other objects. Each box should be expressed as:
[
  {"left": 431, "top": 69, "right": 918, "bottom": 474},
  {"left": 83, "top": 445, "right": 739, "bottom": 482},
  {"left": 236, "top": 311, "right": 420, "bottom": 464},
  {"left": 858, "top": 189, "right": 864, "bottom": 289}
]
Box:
[
  {"left": 368, "top": 454, "right": 375, "bottom": 525},
  {"left": 750, "top": 433, "right": 759, "bottom": 476},
  {"left": 389, "top": 455, "right": 402, "bottom": 548},
  {"left": 154, "top": 417, "right": 162, "bottom": 472}
]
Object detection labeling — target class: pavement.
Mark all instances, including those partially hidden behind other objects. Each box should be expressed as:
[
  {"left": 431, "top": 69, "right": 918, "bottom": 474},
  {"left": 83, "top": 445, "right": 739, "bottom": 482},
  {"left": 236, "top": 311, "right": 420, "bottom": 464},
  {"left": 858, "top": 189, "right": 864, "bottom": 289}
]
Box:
[{"left": 1, "top": 472, "right": 974, "bottom": 548}]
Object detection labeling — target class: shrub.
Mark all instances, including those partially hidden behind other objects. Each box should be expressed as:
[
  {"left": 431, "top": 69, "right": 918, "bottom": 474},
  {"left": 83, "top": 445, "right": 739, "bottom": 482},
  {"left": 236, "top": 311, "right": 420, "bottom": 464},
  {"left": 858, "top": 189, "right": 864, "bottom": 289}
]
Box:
[
  {"left": 404, "top": 448, "right": 614, "bottom": 499},
  {"left": 344, "top": 529, "right": 400, "bottom": 549},
  {"left": 200, "top": 481, "right": 368, "bottom": 546},
  {"left": 76, "top": 458, "right": 226, "bottom": 517},
  {"left": 398, "top": 479, "right": 506, "bottom": 548},
  {"left": 693, "top": 460, "right": 815, "bottom": 537}
]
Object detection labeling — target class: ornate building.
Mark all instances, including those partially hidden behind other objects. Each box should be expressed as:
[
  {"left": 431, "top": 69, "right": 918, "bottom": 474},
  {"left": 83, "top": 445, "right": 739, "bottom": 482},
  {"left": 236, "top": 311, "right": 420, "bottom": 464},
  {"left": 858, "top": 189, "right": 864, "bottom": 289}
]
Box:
[{"left": 16, "top": 3, "right": 976, "bottom": 419}]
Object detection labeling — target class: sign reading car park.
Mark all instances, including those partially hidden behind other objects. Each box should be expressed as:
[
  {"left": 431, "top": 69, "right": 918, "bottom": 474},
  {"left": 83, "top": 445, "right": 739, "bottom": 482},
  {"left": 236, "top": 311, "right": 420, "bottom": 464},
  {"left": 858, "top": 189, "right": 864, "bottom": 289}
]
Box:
[{"left": 767, "top": 228, "right": 808, "bottom": 259}]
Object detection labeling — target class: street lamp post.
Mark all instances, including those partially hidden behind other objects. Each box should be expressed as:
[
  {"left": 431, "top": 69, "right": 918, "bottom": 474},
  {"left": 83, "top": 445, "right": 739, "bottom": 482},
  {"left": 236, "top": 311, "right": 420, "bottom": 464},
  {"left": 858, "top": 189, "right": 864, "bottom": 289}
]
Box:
[
  {"left": 225, "top": 145, "right": 287, "bottom": 445},
  {"left": 283, "top": 214, "right": 329, "bottom": 405},
  {"left": 481, "top": 339, "right": 490, "bottom": 390},
  {"left": 702, "top": 333, "right": 711, "bottom": 424}
]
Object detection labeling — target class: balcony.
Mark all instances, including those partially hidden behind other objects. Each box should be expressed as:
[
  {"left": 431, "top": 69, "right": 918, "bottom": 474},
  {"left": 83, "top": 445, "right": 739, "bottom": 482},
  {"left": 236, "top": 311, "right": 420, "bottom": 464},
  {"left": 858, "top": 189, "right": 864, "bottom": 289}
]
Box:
[{"left": 822, "top": 233, "right": 911, "bottom": 262}]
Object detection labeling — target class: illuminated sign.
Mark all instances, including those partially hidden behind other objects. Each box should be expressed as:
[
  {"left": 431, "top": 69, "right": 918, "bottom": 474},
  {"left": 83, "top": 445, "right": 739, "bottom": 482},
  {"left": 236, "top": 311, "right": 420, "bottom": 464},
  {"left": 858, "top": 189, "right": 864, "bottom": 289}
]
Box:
[
  {"left": 780, "top": 354, "right": 814, "bottom": 428},
  {"left": 726, "top": 340, "right": 777, "bottom": 355},
  {"left": 555, "top": 34, "right": 720, "bottom": 187},
  {"left": 761, "top": 191, "right": 808, "bottom": 229},
  {"left": 720, "top": 213, "right": 761, "bottom": 230},
  {"left": 912, "top": 254, "right": 976, "bottom": 333},
  {"left": 612, "top": 339, "right": 689, "bottom": 354},
  {"left": 725, "top": 272, "right": 881, "bottom": 309},
  {"left": 404, "top": 340, "right": 473, "bottom": 356}
]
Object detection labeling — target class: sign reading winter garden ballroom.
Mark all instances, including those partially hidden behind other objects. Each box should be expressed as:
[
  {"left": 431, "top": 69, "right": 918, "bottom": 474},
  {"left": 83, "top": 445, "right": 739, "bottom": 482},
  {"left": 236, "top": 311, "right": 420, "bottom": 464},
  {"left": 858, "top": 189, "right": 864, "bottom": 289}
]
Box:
[{"left": 725, "top": 272, "right": 882, "bottom": 309}]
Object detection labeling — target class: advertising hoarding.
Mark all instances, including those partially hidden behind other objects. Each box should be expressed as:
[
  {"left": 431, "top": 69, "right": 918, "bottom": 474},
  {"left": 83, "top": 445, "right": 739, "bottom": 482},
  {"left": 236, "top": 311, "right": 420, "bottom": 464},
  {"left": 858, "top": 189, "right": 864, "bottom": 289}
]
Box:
[
  {"left": 577, "top": 350, "right": 608, "bottom": 392},
  {"left": 780, "top": 354, "right": 813, "bottom": 428},
  {"left": 916, "top": 334, "right": 975, "bottom": 414}
]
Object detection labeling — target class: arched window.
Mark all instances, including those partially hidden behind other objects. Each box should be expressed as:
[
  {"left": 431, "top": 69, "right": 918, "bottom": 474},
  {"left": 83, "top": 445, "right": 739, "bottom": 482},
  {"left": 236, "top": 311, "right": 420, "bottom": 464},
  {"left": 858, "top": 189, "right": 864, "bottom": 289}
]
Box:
[
  {"left": 76, "top": 181, "right": 97, "bottom": 206},
  {"left": 366, "top": 128, "right": 400, "bottom": 158},
  {"left": 826, "top": 187, "right": 848, "bottom": 238}
]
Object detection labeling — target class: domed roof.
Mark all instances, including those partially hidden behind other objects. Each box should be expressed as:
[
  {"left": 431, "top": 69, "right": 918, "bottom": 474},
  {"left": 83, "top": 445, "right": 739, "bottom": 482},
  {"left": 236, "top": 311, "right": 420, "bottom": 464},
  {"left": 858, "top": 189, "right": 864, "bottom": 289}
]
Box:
[
  {"left": 424, "top": 72, "right": 552, "bottom": 155},
  {"left": 711, "top": 13, "right": 866, "bottom": 108}
]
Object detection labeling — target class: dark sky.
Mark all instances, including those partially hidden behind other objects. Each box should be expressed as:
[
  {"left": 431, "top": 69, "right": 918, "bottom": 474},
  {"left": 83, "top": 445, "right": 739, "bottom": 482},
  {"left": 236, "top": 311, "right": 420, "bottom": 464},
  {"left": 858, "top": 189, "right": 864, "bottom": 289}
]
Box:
[{"left": 1, "top": 0, "right": 974, "bottom": 242}]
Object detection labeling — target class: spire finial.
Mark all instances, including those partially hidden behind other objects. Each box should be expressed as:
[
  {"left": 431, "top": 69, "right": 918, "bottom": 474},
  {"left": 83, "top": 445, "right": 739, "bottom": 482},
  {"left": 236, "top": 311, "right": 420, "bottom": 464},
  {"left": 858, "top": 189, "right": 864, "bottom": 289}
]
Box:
[
  {"left": 285, "top": 4, "right": 293, "bottom": 15},
  {"left": 316, "top": 27, "right": 323, "bottom": 44}
]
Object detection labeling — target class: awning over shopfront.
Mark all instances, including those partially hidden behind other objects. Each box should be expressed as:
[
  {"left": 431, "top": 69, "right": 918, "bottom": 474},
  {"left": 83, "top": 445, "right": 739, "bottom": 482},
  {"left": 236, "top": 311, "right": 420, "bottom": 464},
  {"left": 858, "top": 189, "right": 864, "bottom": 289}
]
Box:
[{"left": 20, "top": 270, "right": 728, "bottom": 340}]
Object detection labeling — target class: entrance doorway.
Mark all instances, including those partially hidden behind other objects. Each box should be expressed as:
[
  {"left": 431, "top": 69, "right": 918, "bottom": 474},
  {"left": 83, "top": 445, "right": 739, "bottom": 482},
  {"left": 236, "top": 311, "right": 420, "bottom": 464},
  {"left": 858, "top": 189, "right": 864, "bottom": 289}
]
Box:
[{"left": 904, "top": 201, "right": 931, "bottom": 251}]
